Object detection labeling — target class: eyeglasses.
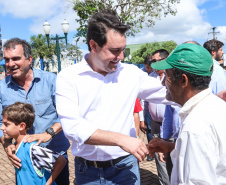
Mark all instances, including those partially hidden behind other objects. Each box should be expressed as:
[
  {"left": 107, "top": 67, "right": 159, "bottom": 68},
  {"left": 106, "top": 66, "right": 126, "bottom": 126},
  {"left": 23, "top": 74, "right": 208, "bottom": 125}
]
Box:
[{"left": 150, "top": 58, "right": 166, "bottom": 63}]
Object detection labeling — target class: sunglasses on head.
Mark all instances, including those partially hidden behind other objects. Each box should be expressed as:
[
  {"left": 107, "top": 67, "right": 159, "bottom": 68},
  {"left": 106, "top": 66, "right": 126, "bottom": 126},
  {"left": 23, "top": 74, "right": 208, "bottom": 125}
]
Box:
[{"left": 150, "top": 58, "right": 166, "bottom": 63}]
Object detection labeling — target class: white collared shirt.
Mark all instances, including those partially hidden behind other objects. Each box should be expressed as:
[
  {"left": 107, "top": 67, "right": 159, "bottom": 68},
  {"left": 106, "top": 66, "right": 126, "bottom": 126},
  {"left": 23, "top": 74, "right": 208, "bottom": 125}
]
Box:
[
  {"left": 209, "top": 59, "right": 226, "bottom": 94},
  {"left": 56, "top": 54, "right": 168, "bottom": 161},
  {"left": 171, "top": 88, "right": 226, "bottom": 184},
  {"left": 148, "top": 72, "right": 166, "bottom": 122}
]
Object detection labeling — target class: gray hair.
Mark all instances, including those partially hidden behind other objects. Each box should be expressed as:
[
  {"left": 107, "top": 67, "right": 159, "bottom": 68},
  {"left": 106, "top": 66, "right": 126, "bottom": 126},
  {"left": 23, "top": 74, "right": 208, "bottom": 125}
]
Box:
[{"left": 3, "top": 38, "right": 32, "bottom": 59}]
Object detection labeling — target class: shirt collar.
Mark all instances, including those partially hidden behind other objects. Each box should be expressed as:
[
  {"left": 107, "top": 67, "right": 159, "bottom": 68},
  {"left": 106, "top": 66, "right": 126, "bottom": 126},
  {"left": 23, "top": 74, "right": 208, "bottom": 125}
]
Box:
[
  {"left": 179, "top": 88, "right": 212, "bottom": 118},
  {"left": 78, "top": 53, "right": 124, "bottom": 75},
  {"left": 213, "top": 59, "right": 220, "bottom": 65}
]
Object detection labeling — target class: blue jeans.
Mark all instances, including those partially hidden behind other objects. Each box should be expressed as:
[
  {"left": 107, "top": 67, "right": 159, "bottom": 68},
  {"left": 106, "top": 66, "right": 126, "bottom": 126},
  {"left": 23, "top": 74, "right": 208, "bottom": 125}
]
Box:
[
  {"left": 75, "top": 155, "right": 140, "bottom": 185},
  {"left": 55, "top": 152, "right": 69, "bottom": 185}
]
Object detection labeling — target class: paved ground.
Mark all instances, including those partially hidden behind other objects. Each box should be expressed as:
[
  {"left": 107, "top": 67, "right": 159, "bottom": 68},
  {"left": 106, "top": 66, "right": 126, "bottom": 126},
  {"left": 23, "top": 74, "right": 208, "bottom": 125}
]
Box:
[{"left": 0, "top": 132, "right": 160, "bottom": 185}]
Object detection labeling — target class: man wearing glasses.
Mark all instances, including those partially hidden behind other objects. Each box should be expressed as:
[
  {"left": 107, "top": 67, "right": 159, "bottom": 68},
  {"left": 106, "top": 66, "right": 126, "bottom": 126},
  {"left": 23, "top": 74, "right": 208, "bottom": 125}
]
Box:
[{"left": 147, "top": 49, "right": 170, "bottom": 185}]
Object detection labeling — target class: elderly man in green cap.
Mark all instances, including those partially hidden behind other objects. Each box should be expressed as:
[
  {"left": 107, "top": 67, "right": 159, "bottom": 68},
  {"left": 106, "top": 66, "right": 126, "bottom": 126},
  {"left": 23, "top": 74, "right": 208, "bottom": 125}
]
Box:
[{"left": 148, "top": 43, "right": 226, "bottom": 184}]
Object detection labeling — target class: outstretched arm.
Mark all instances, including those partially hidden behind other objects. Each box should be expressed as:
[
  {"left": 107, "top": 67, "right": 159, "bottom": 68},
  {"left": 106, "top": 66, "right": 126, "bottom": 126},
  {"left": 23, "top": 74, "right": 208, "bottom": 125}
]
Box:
[
  {"left": 85, "top": 129, "right": 148, "bottom": 162},
  {"left": 23, "top": 122, "right": 62, "bottom": 145}
]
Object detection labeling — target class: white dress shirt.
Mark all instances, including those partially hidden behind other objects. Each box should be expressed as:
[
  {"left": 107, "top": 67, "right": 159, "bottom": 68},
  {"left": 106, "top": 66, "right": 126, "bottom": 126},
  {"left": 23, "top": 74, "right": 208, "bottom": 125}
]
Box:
[
  {"left": 148, "top": 72, "right": 166, "bottom": 122},
  {"left": 209, "top": 59, "right": 226, "bottom": 94},
  {"left": 56, "top": 54, "right": 168, "bottom": 161},
  {"left": 171, "top": 88, "right": 226, "bottom": 184}
]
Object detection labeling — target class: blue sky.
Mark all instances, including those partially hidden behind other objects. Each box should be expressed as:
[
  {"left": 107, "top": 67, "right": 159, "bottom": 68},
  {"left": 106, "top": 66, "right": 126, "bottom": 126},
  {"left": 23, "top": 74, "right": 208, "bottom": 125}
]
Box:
[{"left": 1, "top": 0, "right": 226, "bottom": 55}]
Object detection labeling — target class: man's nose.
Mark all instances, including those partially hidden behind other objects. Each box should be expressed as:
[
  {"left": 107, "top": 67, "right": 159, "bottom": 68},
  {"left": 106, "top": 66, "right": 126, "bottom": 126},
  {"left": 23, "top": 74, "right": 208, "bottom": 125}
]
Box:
[
  {"left": 0, "top": 125, "right": 4, "bottom": 130},
  {"left": 8, "top": 59, "right": 15, "bottom": 67},
  {"left": 117, "top": 50, "right": 124, "bottom": 60}
]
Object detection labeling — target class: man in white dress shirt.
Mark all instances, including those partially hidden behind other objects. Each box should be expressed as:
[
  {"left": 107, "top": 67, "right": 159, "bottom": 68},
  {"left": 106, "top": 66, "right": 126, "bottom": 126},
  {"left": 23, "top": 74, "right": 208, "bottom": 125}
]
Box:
[
  {"left": 203, "top": 39, "right": 226, "bottom": 93},
  {"left": 148, "top": 43, "right": 226, "bottom": 184},
  {"left": 56, "top": 10, "right": 169, "bottom": 184}
]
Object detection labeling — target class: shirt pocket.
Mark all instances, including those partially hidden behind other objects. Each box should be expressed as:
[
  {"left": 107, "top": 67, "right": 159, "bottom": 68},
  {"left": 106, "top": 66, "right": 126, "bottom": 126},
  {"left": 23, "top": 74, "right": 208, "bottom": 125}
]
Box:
[{"left": 35, "top": 99, "right": 56, "bottom": 117}]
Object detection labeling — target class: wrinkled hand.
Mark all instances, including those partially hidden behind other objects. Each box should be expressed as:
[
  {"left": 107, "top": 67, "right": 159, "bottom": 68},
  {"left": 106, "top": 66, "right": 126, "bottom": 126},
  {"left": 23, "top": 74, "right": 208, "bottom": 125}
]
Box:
[
  {"left": 140, "top": 121, "right": 147, "bottom": 134},
  {"left": 119, "top": 136, "right": 148, "bottom": 162},
  {"left": 4, "top": 143, "right": 21, "bottom": 169},
  {"left": 217, "top": 90, "right": 226, "bottom": 102},
  {"left": 23, "top": 132, "right": 52, "bottom": 145},
  {"left": 148, "top": 137, "right": 174, "bottom": 157},
  {"left": 158, "top": 152, "right": 166, "bottom": 163}
]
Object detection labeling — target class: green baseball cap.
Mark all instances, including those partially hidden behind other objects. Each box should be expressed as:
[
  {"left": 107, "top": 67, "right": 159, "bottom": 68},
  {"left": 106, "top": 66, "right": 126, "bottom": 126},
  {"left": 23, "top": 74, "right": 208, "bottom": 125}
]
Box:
[{"left": 151, "top": 43, "right": 213, "bottom": 76}]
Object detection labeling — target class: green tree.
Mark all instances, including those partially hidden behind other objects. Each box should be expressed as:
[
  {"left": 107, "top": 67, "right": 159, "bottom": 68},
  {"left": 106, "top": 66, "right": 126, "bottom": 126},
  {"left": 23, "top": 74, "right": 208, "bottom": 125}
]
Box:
[
  {"left": 57, "top": 41, "right": 82, "bottom": 61},
  {"left": 30, "top": 34, "right": 55, "bottom": 60},
  {"left": 64, "top": 43, "right": 82, "bottom": 61},
  {"left": 131, "top": 41, "right": 177, "bottom": 64},
  {"left": 71, "top": 0, "right": 180, "bottom": 42}
]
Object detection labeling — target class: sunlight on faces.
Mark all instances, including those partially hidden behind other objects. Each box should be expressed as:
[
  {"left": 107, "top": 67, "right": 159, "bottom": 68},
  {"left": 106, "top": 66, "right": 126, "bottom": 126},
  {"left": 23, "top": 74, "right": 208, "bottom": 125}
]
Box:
[
  {"left": 4, "top": 45, "right": 32, "bottom": 79},
  {"left": 152, "top": 53, "right": 165, "bottom": 75},
  {"left": 91, "top": 29, "right": 126, "bottom": 76},
  {"left": 1, "top": 116, "right": 20, "bottom": 139},
  {"left": 164, "top": 69, "right": 181, "bottom": 104},
  {"left": 145, "top": 64, "right": 153, "bottom": 74},
  {"left": 215, "top": 47, "right": 224, "bottom": 61}
]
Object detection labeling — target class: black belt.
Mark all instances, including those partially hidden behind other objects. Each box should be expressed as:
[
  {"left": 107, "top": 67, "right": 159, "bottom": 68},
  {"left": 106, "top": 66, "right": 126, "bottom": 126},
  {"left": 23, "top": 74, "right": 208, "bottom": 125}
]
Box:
[{"left": 76, "top": 155, "right": 130, "bottom": 168}]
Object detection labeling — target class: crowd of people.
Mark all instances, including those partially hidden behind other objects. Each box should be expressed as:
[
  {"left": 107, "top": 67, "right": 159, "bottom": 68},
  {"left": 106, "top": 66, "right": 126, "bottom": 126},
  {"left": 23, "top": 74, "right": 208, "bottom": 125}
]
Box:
[{"left": 0, "top": 9, "right": 226, "bottom": 185}]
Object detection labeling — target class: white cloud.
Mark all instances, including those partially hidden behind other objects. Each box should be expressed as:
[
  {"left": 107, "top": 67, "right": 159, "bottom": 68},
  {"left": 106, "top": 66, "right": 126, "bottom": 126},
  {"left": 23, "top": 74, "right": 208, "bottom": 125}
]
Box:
[
  {"left": 29, "top": 1, "right": 79, "bottom": 36},
  {"left": 0, "top": 0, "right": 79, "bottom": 36},
  {"left": 127, "top": 0, "right": 212, "bottom": 45},
  {"left": 79, "top": 49, "right": 89, "bottom": 56},
  {"left": 0, "top": 0, "right": 62, "bottom": 19},
  {"left": 215, "top": 27, "right": 226, "bottom": 42},
  {"left": 1, "top": 0, "right": 225, "bottom": 51}
]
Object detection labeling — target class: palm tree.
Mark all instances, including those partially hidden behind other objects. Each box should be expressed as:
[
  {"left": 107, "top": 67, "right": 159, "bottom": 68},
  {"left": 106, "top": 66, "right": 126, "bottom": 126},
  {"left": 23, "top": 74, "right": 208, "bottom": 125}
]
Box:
[
  {"left": 30, "top": 34, "right": 54, "bottom": 60},
  {"left": 30, "top": 34, "right": 56, "bottom": 70}
]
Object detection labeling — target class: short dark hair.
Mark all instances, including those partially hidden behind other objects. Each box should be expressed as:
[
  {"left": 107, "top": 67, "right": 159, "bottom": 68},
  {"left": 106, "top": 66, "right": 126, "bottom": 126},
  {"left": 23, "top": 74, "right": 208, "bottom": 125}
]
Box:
[
  {"left": 152, "top": 49, "right": 169, "bottom": 59},
  {"left": 144, "top": 54, "right": 152, "bottom": 65},
  {"left": 170, "top": 68, "right": 211, "bottom": 90},
  {"left": 87, "top": 10, "right": 130, "bottom": 51},
  {"left": 203, "top": 39, "right": 224, "bottom": 53},
  {"left": 3, "top": 38, "right": 32, "bottom": 60},
  {"left": 2, "top": 102, "right": 35, "bottom": 131}
]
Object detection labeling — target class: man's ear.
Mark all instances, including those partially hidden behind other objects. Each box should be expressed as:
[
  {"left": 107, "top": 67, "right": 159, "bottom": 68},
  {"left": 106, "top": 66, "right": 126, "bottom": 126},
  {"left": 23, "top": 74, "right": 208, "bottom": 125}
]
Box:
[
  {"left": 28, "top": 56, "right": 33, "bottom": 66},
  {"left": 211, "top": 51, "right": 216, "bottom": 57},
  {"left": 89, "top": 39, "right": 98, "bottom": 53},
  {"left": 181, "top": 74, "right": 189, "bottom": 88}
]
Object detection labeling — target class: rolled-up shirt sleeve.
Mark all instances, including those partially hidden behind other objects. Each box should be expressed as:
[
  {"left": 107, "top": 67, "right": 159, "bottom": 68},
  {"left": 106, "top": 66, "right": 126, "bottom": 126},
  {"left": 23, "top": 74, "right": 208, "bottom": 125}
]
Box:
[{"left": 56, "top": 72, "right": 99, "bottom": 146}]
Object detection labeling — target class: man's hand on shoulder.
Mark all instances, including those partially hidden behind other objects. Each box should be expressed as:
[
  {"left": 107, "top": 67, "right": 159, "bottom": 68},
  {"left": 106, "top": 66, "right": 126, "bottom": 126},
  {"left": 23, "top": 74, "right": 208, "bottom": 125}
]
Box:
[
  {"left": 23, "top": 132, "right": 52, "bottom": 145},
  {"left": 23, "top": 122, "right": 62, "bottom": 145}
]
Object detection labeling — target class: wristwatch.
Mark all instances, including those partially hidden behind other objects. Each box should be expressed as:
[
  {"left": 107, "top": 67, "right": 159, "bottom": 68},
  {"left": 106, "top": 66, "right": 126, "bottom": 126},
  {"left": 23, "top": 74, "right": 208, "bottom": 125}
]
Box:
[{"left": 45, "top": 128, "right": 56, "bottom": 138}]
